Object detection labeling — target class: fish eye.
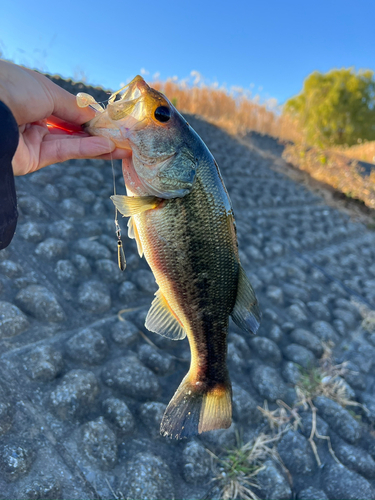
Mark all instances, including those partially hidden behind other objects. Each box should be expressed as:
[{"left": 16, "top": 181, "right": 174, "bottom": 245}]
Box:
[{"left": 154, "top": 106, "right": 171, "bottom": 123}]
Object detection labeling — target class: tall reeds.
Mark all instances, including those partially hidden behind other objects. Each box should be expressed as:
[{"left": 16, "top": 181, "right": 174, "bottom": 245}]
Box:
[{"left": 151, "top": 79, "right": 302, "bottom": 143}]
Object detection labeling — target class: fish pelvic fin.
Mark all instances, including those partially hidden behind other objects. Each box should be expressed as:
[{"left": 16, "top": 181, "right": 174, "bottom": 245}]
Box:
[
  {"left": 231, "top": 264, "right": 261, "bottom": 335},
  {"left": 160, "top": 375, "right": 232, "bottom": 439},
  {"left": 111, "top": 194, "right": 160, "bottom": 217}
]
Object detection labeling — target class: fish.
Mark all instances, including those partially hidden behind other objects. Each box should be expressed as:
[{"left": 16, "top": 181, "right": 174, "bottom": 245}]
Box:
[{"left": 80, "top": 76, "right": 261, "bottom": 439}]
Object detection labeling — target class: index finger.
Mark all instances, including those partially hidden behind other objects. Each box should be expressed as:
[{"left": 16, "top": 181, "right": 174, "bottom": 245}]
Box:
[
  {"left": 0, "top": 61, "right": 97, "bottom": 126},
  {"left": 26, "top": 68, "right": 98, "bottom": 125}
]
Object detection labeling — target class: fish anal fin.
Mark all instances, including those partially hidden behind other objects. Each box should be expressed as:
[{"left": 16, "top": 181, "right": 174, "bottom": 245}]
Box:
[
  {"left": 145, "top": 290, "right": 186, "bottom": 340},
  {"left": 231, "top": 265, "right": 261, "bottom": 335},
  {"left": 127, "top": 217, "right": 143, "bottom": 257},
  {"left": 111, "top": 194, "right": 160, "bottom": 217},
  {"left": 160, "top": 375, "right": 232, "bottom": 439}
]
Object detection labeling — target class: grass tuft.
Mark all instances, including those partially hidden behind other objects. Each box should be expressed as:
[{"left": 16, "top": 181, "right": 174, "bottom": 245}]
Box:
[
  {"left": 296, "top": 342, "right": 365, "bottom": 410},
  {"left": 294, "top": 342, "right": 369, "bottom": 465},
  {"left": 209, "top": 431, "right": 283, "bottom": 500}
]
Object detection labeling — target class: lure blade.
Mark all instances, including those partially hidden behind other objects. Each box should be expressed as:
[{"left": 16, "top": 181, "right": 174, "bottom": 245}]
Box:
[{"left": 117, "top": 240, "right": 126, "bottom": 271}]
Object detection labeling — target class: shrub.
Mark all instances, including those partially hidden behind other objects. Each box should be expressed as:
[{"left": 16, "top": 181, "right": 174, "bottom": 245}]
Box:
[{"left": 284, "top": 68, "right": 375, "bottom": 147}]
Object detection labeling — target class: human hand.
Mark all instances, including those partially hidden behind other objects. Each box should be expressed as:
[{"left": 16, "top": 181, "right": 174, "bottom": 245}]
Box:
[{"left": 0, "top": 60, "right": 130, "bottom": 176}]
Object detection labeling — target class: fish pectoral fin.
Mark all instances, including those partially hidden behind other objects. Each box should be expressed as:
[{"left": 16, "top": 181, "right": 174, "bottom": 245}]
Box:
[
  {"left": 111, "top": 194, "right": 160, "bottom": 217},
  {"left": 231, "top": 265, "right": 261, "bottom": 335},
  {"left": 145, "top": 290, "right": 186, "bottom": 340},
  {"left": 127, "top": 217, "right": 143, "bottom": 257}
]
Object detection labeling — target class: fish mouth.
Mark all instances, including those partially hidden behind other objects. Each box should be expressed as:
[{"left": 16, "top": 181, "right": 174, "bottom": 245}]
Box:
[{"left": 84, "top": 75, "right": 165, "bottom": 148}]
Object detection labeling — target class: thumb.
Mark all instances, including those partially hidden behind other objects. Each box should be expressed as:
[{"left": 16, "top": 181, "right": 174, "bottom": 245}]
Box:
[{"left": 39, "top": 136, "right": 116, "bottom": 168}]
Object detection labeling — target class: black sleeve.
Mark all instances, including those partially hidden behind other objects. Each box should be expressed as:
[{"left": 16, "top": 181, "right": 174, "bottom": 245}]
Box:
[{"left": 0, "top": 101, "right": 19, "bottom": 250}]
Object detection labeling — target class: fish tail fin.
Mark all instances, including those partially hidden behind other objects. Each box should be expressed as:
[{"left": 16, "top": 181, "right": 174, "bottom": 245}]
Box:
[
  {"left": 198, "top": 382, "right": 232, "bottom": 434},
  {"left": 160, "top": 374, "right": 232, "bottom": 439}
]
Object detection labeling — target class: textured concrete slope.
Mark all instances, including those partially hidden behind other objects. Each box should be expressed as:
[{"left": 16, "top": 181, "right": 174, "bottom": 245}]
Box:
[{"left": 0, "top": 101, "right": 375, "bottom": 499}]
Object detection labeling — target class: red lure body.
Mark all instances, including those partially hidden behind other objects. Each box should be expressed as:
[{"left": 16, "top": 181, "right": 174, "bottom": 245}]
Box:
[{"left": 46, "top": 116, "right": 86, "bottom": 135}]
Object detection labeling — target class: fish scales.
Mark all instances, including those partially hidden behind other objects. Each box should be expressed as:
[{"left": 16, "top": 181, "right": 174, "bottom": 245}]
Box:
[
  {"left": 136, "top": 158, "right": 239, "bottom": 386},
  {"left": 82, "top": 75, "right": 261, "bottom": 438}
]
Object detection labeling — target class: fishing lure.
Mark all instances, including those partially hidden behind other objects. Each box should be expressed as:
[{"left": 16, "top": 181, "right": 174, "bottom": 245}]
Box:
[{"left": 77, "top": 91, "right": 126, "bottom": 272}]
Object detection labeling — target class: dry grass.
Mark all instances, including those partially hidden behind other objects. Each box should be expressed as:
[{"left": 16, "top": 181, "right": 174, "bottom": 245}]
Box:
[
  {"left": 257, "top": 397, "right": 340, "bottom": 470},
  {"left": 335, "top": 141, "right": 375, "bottom": 164},
  {"left": 209, "top": 343, "right": 371, "bottom": 499},
  {"left": 259, "top": 343, "right": 367, "bottom": 469},
  {"left": 258, "top": 400, "right": 301, "bottom": 434},
  {"left": 152, "top": 79, "right": 302, "bottom": 143},
  {"left": 296, "top": 342, "right": 365, "bottom": 409},
  {"left": 208, "top": 400, "right": 299, "bottom": 500},
  {"left": 350, "top": 299, "right": 375, "bottom": 333},
  {"left": 295, "top": 342, "right": 369, "bottom": 465},
  {"left": 104, "top": 478, "right": 125, "bottom": 500},
  {"left": 283, "top": 144, "right": 375, "bottom": 209},
  {"left": 151, "top": 78, "right": 375, "bottom": 211},
  {"left": 209, "top": 431, "right": 285, "bottom": 500}
]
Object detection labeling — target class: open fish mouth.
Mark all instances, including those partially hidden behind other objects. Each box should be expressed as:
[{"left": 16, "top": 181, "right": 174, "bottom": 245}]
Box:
[{"left": 78, "top": 75, "right": 170, "bottom": 148}]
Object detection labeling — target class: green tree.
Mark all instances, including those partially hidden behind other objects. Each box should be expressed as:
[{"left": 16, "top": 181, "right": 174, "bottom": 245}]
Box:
[{"left": 284, "top": 68, "right": 375, "bottom": 147}]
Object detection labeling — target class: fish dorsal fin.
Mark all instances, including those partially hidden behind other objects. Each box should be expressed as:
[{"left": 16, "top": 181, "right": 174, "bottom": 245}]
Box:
[
  {"left": 231, "top": 265, "right": 261, "bottom": 335},
  {"left": 111, "top": 194, "right": 160, "bottom": 217},
  {"left": 145, "top": 290, "right": 186, "bottom": 340},
  {"left": 127, "top": 217, "right": 143, "bottom": 257}
]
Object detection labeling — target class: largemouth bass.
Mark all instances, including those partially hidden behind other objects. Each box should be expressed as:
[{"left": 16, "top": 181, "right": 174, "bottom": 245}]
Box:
[{"left": 81, "top": 76, "right": 261, "bottom": 438}]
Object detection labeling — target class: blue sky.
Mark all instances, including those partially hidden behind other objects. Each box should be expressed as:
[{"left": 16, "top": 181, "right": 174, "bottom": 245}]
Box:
[{"left": 1, "top": 0, "right": 374, "bottom": 106}]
